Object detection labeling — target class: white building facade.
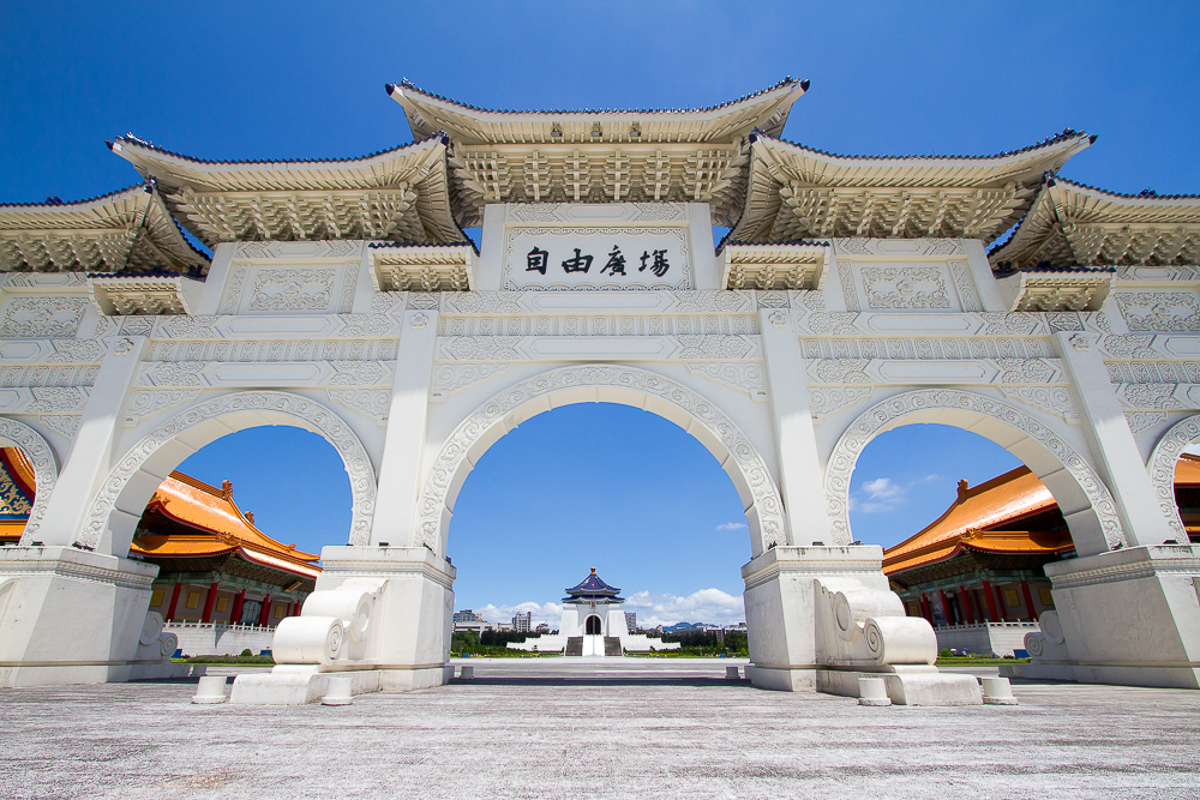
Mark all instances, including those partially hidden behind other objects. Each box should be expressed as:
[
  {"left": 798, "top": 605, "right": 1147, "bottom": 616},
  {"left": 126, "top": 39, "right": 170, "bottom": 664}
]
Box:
[{"left": 0, "top": 80, "right": 1197, "bottom": 704}]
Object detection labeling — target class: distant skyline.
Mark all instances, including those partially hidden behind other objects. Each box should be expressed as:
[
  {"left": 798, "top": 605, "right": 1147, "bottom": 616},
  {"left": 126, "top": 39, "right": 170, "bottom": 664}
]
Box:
[{"left": 6, "top": 2, "right": 1200, "bottom": 626}]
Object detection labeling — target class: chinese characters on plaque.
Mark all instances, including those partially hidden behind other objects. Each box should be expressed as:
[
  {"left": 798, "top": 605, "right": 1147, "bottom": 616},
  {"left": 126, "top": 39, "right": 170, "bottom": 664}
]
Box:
[{"left": 526, "top": 245, "right": 671, "bottom": 279}]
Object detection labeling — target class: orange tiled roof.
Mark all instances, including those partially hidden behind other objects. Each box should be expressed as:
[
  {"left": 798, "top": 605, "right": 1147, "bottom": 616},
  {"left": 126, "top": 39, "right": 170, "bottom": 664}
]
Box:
[
  {"left": 130, "top": 471, "right": 320, "bottom": 579},
  {"left": 1176, "top": 453, "right": 1200, "bottom": 486},
  {"left": 883, "top": 466, "right": 1071, "bottom": 574}
]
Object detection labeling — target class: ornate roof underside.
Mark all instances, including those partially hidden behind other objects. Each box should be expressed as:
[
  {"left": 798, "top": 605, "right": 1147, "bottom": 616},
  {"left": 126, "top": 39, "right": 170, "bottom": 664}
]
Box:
[
  {"left": 0, "top": 184, "right": 209, "bottom": 274},
  {"left": 389, "top": 78, "right": 808, "bottom": 145},
  {"left": 728, "top": 132, "right": 1094, "bottom": 244},
  {"left": 109, "top": 135, "right": 464, "bottom": 247},
  {"left": 988, "top": 177, "right": 1200, "bottom": 270},
  {"left": 368, "top": 241, "right": 476, "bottom": 291},
  {"left": 719, "top": 240, "right": 829, "bottom": 290},
  {"left": 389, "top": 80, "right": 809, "bottom": 228}
]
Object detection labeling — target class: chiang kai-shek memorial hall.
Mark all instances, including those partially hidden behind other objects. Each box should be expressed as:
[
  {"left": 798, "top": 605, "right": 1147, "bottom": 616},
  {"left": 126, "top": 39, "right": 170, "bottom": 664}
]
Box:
[{"left": 1, "top": 78, "right": 1200, "bottom": 705}]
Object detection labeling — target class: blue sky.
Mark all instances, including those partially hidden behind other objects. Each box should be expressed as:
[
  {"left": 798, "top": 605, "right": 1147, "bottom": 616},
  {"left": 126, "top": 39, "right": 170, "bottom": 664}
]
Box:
[{"left": 4, "top": 1, "right": 1199, "bottom": 627}]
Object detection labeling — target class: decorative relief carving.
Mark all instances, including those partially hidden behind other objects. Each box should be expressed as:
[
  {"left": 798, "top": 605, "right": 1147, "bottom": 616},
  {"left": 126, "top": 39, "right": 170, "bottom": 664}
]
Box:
[
  {"left": 1118, "top": 383, "right": 1180, "bottom": 410},
  {"left": 156, "top": 315, "right": 220, "bottom": 340},
  {"left": 409, "top": 313, "right": 429, "bottom": 330},
  {"left": 249, "top": 268, "right": 335, "bottom": 312},
  {"left": 233, "top": 240, "right": 363, "bottom": 260},
  {"left": 37, "top": 414, "right": 81, "bottom": 439},
  {"left": 1106, "top": 361, "right": 1200, "bottom": 386},
  {"left": 631, "top": 203, "right": 686, "bottom": 221},
  {"left": 1124, "top": 410, "right": 1167, "bottom": 436},
  {"left": 326, "top": 388, "right": 391, "bottom": 425},
  {"left": 824, "top": 389, "right": 1125, "bottom": 549},
  {"left": 1100, "top": 334, "right": 1159, "bottom": 360},
  {"left": 1046, "top": 312, "right": 1085, "bottom": 333},
  {"left": 441, "top": 292, "right": 525, "bottom": 315},
  {"left": 811, "top": 359, "right": 870, "bottom": 384},
  {"left": 47, "top": 340, "right": 104, "bottom": 363},
  {"left": 441, "top": 336, "right": 523, "bottom": 362},
  {"left": 416, "top": 366, "right": 786, "bottom": 555},
  {"left": 0, "top": 297, "right": 87, "bottom": 338},
  {"left": 406, "top": 292, "right": 441, "bottom": 310},
  {"left": 669, "top": 291, "right": 752, "bottom": 314},
  {"left": 1116, "top": 291, "right": 1200, "bottom": 332},
  {"left": 685, "top": 362, "right": 767, "bottom": 400},
  {"left": 337, "top": 264, "right": 360, "bottom": 313},
  {"left": 1147, "top": 414, "right": 1200, "bottom": 540},
  {"left": 675, "top": 335, "right": 755, "bottom": 360},
  {"left": 837, "top": 262, "right": 860, "bottom": 312},
  {"left": 862, "top": 267, "right": 950, "bottom": 310},
  {"left": 431, "top": 363, "right": 512, "bottom": 400},
  {"left": 26, "top": 387, "right": 89, "bottom": 413},
  {"left": 329, "top": 361, "right": 390, "bottom": 386},
  {"left": 754, "top": 290, "right": 791, "bottom": 309},
  {"left": 979, "top": 313, "right": 1041, "bottom": 336},
  {"left": 798, "top": 336, "right": 1054, "bottom": 361},
  {"left": 125, "top": 389, "right": 203, "bottom": 426},
  {"left": 218, "top": 266, "right": 248, "bottom": 314},
  {"left": 1001, "top": 387, "right": 1080, "bottom": 423},
  {"left": 834, "top": 238, "right": 965, "bottom": 257},
  {"left": 807, "top": 386, "right": 873, "bottom": 418},
  {"left": 145, "top": 339, "right": 397, "bottom": 365},
  {"left": 0, "top": 418, "right": 58, "bottom": 543},
  {"left": 81, "top": 391, "right": 377, "bottom": 550},
  {"left": 439, "top": 314, "right": 756, "bottom": 338},
  {"left": 143, "top": 362, "right": 204, "bottom": 387},
  {"left": 949, "top": 262, "right": 981, "bottom": 311},
  {"left": 370, "top": 292, "right": 406, "bottom": 314},
  {"left": 996, "top": 358, "right": 1059, "bottom": 384},
  {"left": 0, "top": 365, "right": 98, "bottom": 388},
  {"left": 768, "top": 311, "right": 789, "bottom": 328},
  {"left": 334, "top": 314, "right": 395, "bottom": 338}
]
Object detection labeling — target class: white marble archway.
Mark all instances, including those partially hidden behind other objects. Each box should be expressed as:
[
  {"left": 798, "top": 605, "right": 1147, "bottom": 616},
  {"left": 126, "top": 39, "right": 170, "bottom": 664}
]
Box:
[
  {"left": 0, "top": 417, "right": 59, "bottom": 545},
  {"left": 414, "top": 364, "right": 787, "bottom": 558},
  {"left": 78, "top": 391, "right": 377, "bottom": 556},
  {"left": 1148, "top": 413, "right": 1200, "bottom": 542},
  {"left": 823, "top": 388, "right": 1126, "bottom": 557}
]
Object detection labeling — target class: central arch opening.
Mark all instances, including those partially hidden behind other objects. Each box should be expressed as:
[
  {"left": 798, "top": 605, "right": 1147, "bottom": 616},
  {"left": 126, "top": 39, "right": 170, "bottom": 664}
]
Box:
[{"left": 447, "top": 402, "right": 752, "bottom": 658}]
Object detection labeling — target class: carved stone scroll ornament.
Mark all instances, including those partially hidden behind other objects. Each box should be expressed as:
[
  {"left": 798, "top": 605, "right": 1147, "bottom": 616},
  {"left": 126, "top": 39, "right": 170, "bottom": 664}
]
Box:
[
  {"left": 814, "top": 578, "right": 937, "bottom": 667},
  {"left": 823, "top": 389, "right": 1126, "bottom": 549},
  {"left": 415, "top": 365, "right": 787, "bottom": 556},
  {"left": 272, "top": 578, "right": 385, "bottom": 666},
  {"left": 79, "top": 391, "right": 377, "bottom": 551},
  {"left": 0, "top": 418, "right": 59, "bottom": 544},
  {"left": 1147, "top": 413, "right": 1200, "bottom": 541}
]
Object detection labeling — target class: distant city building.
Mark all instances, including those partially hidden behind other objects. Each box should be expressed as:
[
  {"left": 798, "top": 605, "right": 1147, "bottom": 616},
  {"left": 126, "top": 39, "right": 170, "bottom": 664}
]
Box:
[
  {"left": 512, "top": 611, "right": 532, "bottom": 632},
  {"left": 535, "top": 623, "right": 550, "bottom": 634},
  {"left": 452, "top": 609, "right": 483, "bottom": 623},
  {"left": 508, "top": 568, "right": 680, "bottom": 656},
  {"left": 624, "top": 612, "right": 637, "bottom": 633}
]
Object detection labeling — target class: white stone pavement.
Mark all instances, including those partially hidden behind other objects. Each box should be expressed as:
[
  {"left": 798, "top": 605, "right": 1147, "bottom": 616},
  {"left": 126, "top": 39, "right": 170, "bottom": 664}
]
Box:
[{"left": 3, "top": 657, "right": 1199, "bottom": 800}]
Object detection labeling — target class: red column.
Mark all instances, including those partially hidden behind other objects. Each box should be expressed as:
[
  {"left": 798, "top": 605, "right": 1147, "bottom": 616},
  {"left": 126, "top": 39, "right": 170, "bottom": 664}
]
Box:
[
  {"left": 938, "top": 590, "right": 953, "bottom": 626},
  {"left": 200, "top": 582, "right": 219, "bottom": 624},
  {"left": 994, "top": 583, "right": 1009, "bottom": 621},
  {"left": 959, "top": 585, "right": 976, "bottom": 625},
  {"left": 165, "top": 582, "right": 182, "bottom": 621},
  {"left": 1020, "top": 581, "right": 1039, "bottom": 623},
  {"left": 980, "top": 580, "right": 1000, "bottom": 622},
  {"left": 231, "top": 589, "right": 246, "bottom": 625},
  {"left": 258, "top": 595, "right": 272, "bottom": 627}
]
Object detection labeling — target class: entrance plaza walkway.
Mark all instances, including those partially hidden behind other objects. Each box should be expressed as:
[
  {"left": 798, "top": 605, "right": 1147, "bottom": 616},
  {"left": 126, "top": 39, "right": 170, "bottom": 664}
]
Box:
[{"left": 3, "top": 658, "right": 1199, "bottom": 800}]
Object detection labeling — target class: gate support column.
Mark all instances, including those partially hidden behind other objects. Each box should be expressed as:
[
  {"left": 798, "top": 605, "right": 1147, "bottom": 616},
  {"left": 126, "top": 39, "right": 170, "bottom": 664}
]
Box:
[{"left": 0, "top": 336, "right": 164, "bottom": 688}]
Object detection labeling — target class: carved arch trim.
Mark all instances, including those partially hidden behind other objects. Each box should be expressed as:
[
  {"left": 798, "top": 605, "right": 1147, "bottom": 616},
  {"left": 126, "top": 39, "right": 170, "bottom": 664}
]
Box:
[
  {"left": 415, "top": 364, "right": 787, "bottom": 557},
  {"left": 79, "top": 391, "right": 377, "bottom": 552},
  {"left": 1147, "top": 413, "right": 1200, "bottom": 541},
  {"left": 824, "top": 388, "right": 1126, "bottom": 553},
  {"left": 0, "top": 418, "right": 59, "bottom": 544}
]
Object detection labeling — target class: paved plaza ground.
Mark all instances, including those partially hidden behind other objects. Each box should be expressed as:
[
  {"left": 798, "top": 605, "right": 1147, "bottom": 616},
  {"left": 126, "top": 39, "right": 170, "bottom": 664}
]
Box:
[{"left": 3, "top": 657, "right": 1199, "bottom": 799}]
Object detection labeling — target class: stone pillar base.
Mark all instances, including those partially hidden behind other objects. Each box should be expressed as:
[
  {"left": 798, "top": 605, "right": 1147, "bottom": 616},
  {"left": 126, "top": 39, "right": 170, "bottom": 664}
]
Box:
[
  {"left": 1005, "top": 545, "right": 1200, "bottom": 690},
  {"left": 230, "top": 546, "right": 456, "bottom": 704},
  {"left": 817, "top": 666, "right": 981, "bottom": 706},
  {"left": 0, "top": 546, "right": 157, "bottom": 688},
  {"left": 744, "top": 665, "right": 817, "bottom": 692}
]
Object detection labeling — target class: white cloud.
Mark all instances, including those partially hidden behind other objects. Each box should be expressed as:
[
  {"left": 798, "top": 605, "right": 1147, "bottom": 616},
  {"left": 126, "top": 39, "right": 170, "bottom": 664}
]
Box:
[
  {"left": 623, "top": 588, "right": 745, "bottom": 627},
  {"left": 716, "top": 521, "right": 747, "bottom": 531},
  {"left": 851, "top": 473, "right": 941, "bottom": 514},
  {"left": 476, "top": 601, "right": 562, "bottom": 629}
]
